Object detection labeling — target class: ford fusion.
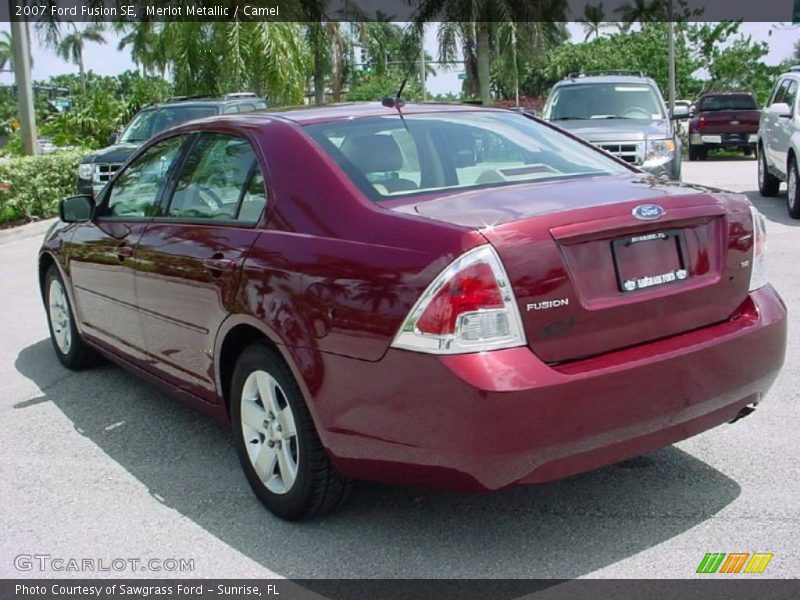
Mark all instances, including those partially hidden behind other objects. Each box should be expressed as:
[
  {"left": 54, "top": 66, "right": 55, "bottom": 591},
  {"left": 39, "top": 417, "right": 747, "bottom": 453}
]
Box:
[{"left": 39, "top": 103, "right": 786, "bottom": 520}]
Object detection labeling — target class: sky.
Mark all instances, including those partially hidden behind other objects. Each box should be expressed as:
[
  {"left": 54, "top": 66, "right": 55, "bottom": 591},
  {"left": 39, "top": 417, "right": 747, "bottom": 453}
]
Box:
[{"left": 0, "top": 22, "right": 797, "bottom": 97}]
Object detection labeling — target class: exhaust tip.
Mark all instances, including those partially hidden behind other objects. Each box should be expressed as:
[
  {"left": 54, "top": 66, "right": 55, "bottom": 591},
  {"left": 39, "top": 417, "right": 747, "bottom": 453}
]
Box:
[{"left": 729, "top": 404, "right": 757, "bottom": 424}]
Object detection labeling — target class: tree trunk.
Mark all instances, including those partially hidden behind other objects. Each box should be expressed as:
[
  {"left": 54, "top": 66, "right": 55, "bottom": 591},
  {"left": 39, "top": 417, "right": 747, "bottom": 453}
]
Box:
[
  {"left": 79, "top": 53, "right": 86, "bottom": 95},
  {"left": 311, "top": 24, "right": 325, "bottom": 105},
  {"left": 476, "top": 25, "right": 491, "bottom": 106}
]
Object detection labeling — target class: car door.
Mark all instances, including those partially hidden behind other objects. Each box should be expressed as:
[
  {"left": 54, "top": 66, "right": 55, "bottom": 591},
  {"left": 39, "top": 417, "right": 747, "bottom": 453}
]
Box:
[
  {"left": 772, "top": 79, "right": 797, "bottom": 176},
  {"left": 134, "top": 132, "right": 268, "bottom": 402},
  {"left": 67, "top": 135, "right": 188, "bottom": 361},
  {"left": 763, "top": 79, "right": 789, "bottom": 172}
]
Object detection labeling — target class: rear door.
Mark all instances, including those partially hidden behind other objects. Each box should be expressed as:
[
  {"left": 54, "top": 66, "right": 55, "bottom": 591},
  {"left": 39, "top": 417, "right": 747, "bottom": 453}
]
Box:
[
  {"left": 67, "top": 135, "right": 188, "bottom": 361},
  {"left": 134, "top": 132, "right": 267, "bottom": 401}
]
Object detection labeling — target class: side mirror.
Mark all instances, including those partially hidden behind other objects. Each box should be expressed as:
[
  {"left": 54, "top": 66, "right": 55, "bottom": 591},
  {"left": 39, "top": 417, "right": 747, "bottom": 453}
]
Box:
[
  {"left": 108, "top": 131, "right": 119, "bottom": 145},
  {"left": 768, "top": 102, "right": 792, "bottom": 118},
  {"left": 60, "top": 195, "right": 95, "bottom": 223},
  {"left": 671, "top": 105, "right": 690, "bottom": 119}
]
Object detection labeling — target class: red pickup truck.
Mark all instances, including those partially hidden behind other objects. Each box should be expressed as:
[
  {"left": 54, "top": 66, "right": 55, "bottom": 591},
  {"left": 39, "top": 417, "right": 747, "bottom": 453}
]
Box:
[{"left": 687, "top": 92, "right": 760, "bottom": 160}]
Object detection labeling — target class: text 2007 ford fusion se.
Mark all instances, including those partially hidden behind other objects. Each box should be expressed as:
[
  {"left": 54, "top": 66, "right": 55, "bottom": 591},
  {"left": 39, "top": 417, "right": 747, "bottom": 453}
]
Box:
[{"left": 39, "top": 103, "right": 786, "bottom": 520}]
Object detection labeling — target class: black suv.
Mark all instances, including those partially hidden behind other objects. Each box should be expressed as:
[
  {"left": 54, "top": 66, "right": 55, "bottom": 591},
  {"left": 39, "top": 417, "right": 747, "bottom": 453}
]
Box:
[{"left": 76, "top": 93, "right": 267, "bottom": 196}]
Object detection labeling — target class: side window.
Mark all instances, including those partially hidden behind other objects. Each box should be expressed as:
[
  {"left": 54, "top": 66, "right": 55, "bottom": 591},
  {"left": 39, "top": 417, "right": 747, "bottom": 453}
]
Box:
[
  {"left": 784, "top": 80, "right": 798, "bottom": 111},
  {"left": 166, "top": 133, "right": 265, "bottom": 222},
  {"left": 224, "top": 105, "right": 240, "bottom": 114},
  {"left": 105, "top": 135, "right": 186, "bottom": 218},
  {"left": 772, "top": 80, "right": 790, "bottom": 105}
]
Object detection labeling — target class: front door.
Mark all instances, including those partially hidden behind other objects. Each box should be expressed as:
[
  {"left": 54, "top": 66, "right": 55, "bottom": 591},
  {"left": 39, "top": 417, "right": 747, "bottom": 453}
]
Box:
[
  {"left": 134, "top": 132, "right": 268, "bottom": 401},
  {"left": 68, "top": 135, "right": 188, "bottom": 361}
]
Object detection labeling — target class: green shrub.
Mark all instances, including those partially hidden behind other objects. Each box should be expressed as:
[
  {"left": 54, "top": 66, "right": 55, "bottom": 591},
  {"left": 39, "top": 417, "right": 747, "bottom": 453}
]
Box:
[{"left": 0, "top": 150, "right": 84, "bottom": 225}]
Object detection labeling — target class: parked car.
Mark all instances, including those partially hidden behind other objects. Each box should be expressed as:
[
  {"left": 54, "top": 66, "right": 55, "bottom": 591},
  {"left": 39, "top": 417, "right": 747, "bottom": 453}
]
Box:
[
  {"left": 76, "top": 93, "right": 267, "bottom": 197},
  {"left": 541, "top": 70, "right": 688, "bottom": 180},
  {"left": 41, "top": 103, "right": 786, "bottom": 520},
  {"left": 758, "top": 66, "right": 800, "bottom": 218},
  {"left": 687, "top": 92, "right": 760, "bottom": 160}
]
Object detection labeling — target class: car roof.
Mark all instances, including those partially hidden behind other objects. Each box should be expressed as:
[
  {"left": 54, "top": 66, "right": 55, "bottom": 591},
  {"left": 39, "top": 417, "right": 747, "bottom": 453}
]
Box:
[
  {"left": 142, "top": 97, "right": 265, "bottom": 111},
  {"left": 259, "top": 102, "right": 508, "bottom": 125},
  {"left": 554, "top": 75, "right": 656, "bottom": 87}
]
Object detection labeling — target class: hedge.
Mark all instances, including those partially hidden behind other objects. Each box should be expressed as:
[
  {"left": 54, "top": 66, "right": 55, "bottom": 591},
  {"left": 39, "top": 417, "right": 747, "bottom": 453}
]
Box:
[{"left": 0, "top": 150, "right": 84, "bottom": 226}]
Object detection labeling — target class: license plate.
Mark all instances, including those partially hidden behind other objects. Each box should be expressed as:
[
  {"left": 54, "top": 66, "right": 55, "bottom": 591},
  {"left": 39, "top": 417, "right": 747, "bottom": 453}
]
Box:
[{"left": 612, "top": 230, "right": 688, "bottom": 293}]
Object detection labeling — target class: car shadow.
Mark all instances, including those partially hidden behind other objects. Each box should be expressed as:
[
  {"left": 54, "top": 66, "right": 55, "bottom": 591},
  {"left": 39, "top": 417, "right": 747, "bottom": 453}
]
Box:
[
  {"left": 744, "top": 191, "right": 798, "bottom": 227},
  {"left": 15, "top": 339, "right": 742, "bottom": 578}
]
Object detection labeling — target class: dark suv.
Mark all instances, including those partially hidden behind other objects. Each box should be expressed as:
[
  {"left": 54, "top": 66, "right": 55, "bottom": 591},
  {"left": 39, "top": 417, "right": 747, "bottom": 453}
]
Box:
[
  {"left": 76, "top": 93, "right": 267, "bottom": 196},
  {"left": 542, "top": 71, "right": 688, "bottom": 180}
]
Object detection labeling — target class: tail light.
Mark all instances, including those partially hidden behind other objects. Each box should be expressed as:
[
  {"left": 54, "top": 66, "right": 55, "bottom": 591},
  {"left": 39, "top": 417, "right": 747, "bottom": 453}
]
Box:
[
  {"left": 391, "top": 245, "right": 526, "bottom": 354},
  {"left": 749, "top": 206, "right": 768, "bottom": 291}
]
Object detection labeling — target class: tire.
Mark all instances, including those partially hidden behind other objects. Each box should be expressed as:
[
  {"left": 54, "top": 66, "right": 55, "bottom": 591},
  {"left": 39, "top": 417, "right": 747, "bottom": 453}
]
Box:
[
  {"left": 230, "top": 341, "right": 350, "bottom": 520},
  {"left": 788, "top": 159, "right": 800, "bottom": 220},
  {"left": 44, "top": 265, "right": 99, "bottom": 370},
  {"left": 743, "top": 146, "right": 753, "bottom": 157},
  {"left": 758, "top": 146, "right": 780, "bottom": 197},
  {"left": 688, "top": 145, "right": 706, "bottom": 161}
]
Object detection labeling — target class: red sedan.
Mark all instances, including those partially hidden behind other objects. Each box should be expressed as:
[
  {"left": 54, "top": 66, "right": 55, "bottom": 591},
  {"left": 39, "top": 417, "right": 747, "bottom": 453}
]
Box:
[{"left": 39, "top": 103, "right": 786, "bottom": 520}]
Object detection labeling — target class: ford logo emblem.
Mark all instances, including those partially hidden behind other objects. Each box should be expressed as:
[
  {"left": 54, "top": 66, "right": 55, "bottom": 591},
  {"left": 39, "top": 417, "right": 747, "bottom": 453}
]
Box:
[{"left": 632, "top": 204, "right": 665, "bottom": 220}]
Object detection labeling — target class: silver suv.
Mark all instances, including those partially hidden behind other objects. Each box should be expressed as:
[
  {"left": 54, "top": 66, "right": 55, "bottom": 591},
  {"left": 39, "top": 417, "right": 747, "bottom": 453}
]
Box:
[
  {"left": 542, "top": 71, "right": 688, "bottom": 180},
  {"left": 757, "top": 66, "right": 800, "bottom": 218}
]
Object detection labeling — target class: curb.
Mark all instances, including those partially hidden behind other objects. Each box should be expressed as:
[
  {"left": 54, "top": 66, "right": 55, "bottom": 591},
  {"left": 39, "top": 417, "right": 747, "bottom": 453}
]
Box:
[{"left": 0, "top": 218, "right": 58, "bottom": 247}]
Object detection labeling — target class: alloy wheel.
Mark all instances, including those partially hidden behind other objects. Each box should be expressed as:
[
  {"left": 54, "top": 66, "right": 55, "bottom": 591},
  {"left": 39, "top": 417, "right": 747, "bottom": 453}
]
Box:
[
  {"left": 240, "top": 370, "right": 299, "bottom": 495},
  {"left": 48, "top": 279, "right": 72, "bottom": 355}
]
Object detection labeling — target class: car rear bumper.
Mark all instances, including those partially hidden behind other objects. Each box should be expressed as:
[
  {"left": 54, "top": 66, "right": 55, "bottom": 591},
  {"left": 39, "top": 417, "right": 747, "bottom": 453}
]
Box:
[
  {"left": 318, "top": 286, "right": 786, "bottom": 492},
  {"left": 690, "top": 133, "right": 758, "bottom": 148}
]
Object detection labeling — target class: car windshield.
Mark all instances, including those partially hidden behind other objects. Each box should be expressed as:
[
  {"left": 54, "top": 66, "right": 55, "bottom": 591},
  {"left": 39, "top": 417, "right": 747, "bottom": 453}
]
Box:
[
  {"left": 698, "top": 95, "right": 757, "bottom": 111},
  {"left": 546, "top": 83, "right": 665, "bottom": 121},
  {"left": 119, "top": 106, "right": 217, "bottom": 143},
  {"left": 305, "top": 111, "right": 631, "bottom": 201}
]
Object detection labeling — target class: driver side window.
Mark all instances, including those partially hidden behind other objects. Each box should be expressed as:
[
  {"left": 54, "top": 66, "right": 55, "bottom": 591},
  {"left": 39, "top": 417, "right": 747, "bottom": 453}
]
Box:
[{"left": 105, "top": 135, "right": 186, "bottom": 218}]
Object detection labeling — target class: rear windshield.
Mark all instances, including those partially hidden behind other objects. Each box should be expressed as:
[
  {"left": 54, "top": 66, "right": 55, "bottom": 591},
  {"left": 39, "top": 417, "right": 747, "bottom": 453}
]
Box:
[
  {"left": 305, "top": 111, "right": 630, "bottom": 201},
  {"left": 119, "top": 106, "right": 217, "bottom": 143},
  {"left": 545, "top": 83, "right": 666, "bottom": 121},
  {"left": 697, "top": 95, "right": 757, "bottom": 111}
]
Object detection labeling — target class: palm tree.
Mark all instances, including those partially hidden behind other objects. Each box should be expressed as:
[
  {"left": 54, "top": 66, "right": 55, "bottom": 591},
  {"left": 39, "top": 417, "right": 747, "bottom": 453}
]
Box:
[
  {"left": 53, "top": 23, "right": 106, "bottom": 95},
  {"left": 115, "top": 22, "right": 166, "bottom": 77},
  {"left": 413, "top": 0, "right": 567, "bottom": 106},
  {"left": 581, "top": 2, "right": 607, "bottom": 41},
  {"left": 0, "top": 31, "right": 14, "bottom": 72}
]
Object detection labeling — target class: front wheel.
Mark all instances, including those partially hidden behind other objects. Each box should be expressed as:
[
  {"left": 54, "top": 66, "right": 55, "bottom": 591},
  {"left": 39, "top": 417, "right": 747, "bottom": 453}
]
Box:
[
  {"left": 788, "top": 159, "right": 800, "bottom": 220},
  {"left": 45, "top": 266, "right": 99, "bottom": 370},
  {"left": 230, "top": 341, "right": 350, "bottom": 520},
  {"left": 758, "top": 147, "right": 780, "bottom": 197}
]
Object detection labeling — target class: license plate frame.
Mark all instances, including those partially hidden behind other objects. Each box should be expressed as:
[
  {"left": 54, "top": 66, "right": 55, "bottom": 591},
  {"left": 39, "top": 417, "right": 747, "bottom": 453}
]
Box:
[{"left": 612, "top": 229, "right": 688, "bottom": 293}]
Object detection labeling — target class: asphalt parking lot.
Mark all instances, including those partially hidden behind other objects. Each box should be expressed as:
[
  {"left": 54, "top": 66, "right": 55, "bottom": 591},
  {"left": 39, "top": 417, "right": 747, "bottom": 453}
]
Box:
[{"left": 1, "top": 157, "right": 797, "bottom": 580}]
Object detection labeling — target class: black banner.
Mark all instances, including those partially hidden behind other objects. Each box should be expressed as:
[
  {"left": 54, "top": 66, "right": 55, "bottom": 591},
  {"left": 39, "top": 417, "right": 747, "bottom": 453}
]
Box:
[
  {"left": 3, "top": 580, "right": 800, "bottom": 600},
  {"left": 1, "top": 0, "right": 799, "bottom": 23}
]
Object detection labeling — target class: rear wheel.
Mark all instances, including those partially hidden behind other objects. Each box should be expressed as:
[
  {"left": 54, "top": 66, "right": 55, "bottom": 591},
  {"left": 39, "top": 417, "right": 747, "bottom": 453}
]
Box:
[
  {"left": 743, "top": 146, "right": 753, "bottom": 157},
  {"left": 45, "top": 266, "right": 99, "bottom": 370},
  {"left": 788, "top": 159, "right": 800, "bottom": 220},
  {"left": 688, "top": 145, "right": 706, "bottom": 161},
  {"left": 230, "top": 341, "right": 350, "bottom": 520},
  {"left": 758, "top": 147, "right": 780, "bottom": 197}
]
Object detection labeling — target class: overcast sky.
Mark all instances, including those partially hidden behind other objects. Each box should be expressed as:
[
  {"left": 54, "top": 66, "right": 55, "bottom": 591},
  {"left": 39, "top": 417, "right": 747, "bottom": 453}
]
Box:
[{"left": 0, "top": 22, "right": 797, "bottom": 96}]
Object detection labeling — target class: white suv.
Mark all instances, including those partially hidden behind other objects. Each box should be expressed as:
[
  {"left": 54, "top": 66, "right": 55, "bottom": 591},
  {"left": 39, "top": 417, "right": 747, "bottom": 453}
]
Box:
[{"left": 758, "top": 66, "right": 800, "bottom": 218}]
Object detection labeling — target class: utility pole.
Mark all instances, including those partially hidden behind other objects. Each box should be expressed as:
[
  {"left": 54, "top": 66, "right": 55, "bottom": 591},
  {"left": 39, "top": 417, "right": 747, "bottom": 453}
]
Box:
[
  {"left": 10, "top": 16, "right": 38, "bottom": 155},
  {"left": 667, "top": 2, "right": 676, "bottom": 116}
]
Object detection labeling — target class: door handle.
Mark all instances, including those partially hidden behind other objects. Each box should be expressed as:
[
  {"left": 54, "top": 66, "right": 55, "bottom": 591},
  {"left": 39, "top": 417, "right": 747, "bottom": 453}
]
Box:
[
  {"left": 116, "top": 245, "right": 134, "bottom": 261},
  {"left": 203, "top": 256, "right": 237, "bottom": 273}
]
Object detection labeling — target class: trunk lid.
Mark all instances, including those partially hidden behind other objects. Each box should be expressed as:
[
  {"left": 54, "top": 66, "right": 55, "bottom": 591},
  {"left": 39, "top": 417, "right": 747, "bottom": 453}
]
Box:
[
  {"left": 399, "top": 175, "right": 754, "bottom": 363},
  {"left": 696, "top": 110, "right": 760, "bottom": 134}
]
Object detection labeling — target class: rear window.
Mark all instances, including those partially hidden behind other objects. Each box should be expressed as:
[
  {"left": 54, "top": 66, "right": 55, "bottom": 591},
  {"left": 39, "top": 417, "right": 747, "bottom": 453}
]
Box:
[
  {"left": 305, "top": 112, "right": 630, "bottom": 201},
  {"left": 698, "top": 95, "right": 757, "bottom": 111}
]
